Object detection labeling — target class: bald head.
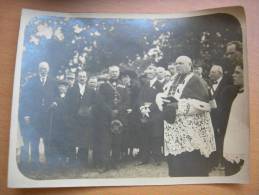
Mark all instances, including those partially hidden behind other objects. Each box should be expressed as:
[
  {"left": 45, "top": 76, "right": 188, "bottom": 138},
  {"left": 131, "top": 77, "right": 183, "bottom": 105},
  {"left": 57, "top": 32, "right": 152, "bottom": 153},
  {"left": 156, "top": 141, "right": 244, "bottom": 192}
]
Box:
[
  {"left": 175, "top": 56, "right": 192, "bottom": 74},
  {"left": 38, "top": 61, "right": 50, "bottom": 77}
]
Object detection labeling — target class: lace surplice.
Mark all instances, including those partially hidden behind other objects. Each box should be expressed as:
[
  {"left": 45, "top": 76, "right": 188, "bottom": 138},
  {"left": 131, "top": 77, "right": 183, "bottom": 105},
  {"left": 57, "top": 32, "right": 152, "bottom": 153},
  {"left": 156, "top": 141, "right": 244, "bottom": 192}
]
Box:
[{"left": 163, "top": 73, "right": 216, "bottom": 158}]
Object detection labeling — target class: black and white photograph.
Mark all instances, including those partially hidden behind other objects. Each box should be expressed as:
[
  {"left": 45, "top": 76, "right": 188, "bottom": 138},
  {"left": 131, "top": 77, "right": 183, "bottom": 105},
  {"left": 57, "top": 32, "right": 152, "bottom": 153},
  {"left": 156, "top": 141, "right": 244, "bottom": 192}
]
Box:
[{"left": 8, "top": 7, "right": 249, "bottom": 187}]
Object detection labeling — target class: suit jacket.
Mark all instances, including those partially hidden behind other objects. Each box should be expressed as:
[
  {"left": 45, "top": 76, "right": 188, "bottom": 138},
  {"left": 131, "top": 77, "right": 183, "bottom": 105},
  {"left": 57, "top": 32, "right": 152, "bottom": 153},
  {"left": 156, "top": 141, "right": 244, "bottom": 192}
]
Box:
[
  {"left": 138, "top": 79, "right": 164, "bottom": 137},
  {"left": 19, "top": 75, "right": 58, "bottom": 137},
  {"left": 210, "top": 76, "right": 237, "bottom": 133},
  {"left": 64, "top": 84, "right": 97, "bottom": 147}
]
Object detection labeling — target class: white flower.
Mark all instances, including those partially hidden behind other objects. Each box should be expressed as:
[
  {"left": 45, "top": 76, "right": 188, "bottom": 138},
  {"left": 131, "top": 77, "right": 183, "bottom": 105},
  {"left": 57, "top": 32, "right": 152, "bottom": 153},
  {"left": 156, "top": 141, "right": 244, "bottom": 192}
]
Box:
[
  {"left": 73, "top": 24, "right": 83, "bottom": 34},
  {"left": 109, "top": 26, "right": 114, "bottom": 32},
  {"left": 54, "top": 27, "right": 64, "bottom": 41},
  {"left": 84, "top": 46, "right": 92, "bottom": 52},
  {"left": 75, "top": 36, "right": 82, "bottom": 40},
  {"left": 216, "top": 32, "right": 222, "bottom": 37},
  {"left": 93, "top": 41, "right": 97, "bottom": 48},
  {"left": 73, "top": 52, "right": 79, "bottom": 64},
  {"left": 71, "top": 67, "right": 77, "bottom": 72},
  {"left": 94, "top": 31, "right": 101, "bottom": 36},
  {"left": 29, "top": 35, "right": 39, "bottom": 45},
  {"left": 79, "top": 55, "right": 86, "bottom": 65},
  {"left": 36, "top": 23, "right": 53, "bottom": 39}
]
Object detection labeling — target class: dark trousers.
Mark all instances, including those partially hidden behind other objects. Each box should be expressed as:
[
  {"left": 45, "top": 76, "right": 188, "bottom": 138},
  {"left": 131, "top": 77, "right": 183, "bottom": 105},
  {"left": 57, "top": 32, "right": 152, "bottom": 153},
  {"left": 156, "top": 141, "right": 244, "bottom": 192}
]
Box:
[
  {"left": 111, "top": 133, "right": 122, "bottom": 164},
  {"left": 140, "top": 123, "right": 151, "bottom": 163},
  {"left": 92, "top": 126, "right": 112, "bottom": 169},
  {"left": 66, "top": 146, "right": 89, "bottom": 171},
  {"left": 140, "top": 123, "right": 163, "bottom": 163},
  {"left": 151, "top": 137, "right": 163, "bottom": 162},
  {"left": 77, "top": 147, "right": 89, "bottom": 168},
  {"left": 21, "top": 135, "right": 40, "bottom": 164},
  {"left": 167, "top": 150, "right": 209, "bottom": 177},
  {"left": 21, "top": 125, "right": 48, "bottom": 164}
]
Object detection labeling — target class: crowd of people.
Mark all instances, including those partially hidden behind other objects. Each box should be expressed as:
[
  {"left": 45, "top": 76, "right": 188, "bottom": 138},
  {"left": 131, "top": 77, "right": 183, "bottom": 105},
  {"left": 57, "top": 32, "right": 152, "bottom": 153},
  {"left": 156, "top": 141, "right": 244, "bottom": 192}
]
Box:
[{"left": 18, "top": 40, "right": 247, "bottom": 178}]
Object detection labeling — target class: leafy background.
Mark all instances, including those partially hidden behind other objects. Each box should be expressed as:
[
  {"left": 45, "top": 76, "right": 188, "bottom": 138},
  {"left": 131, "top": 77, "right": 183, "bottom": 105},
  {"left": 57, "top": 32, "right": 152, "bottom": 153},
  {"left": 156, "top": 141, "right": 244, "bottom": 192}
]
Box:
[{"left": 21, "top": 13, "right": 242, "bottom": 84}]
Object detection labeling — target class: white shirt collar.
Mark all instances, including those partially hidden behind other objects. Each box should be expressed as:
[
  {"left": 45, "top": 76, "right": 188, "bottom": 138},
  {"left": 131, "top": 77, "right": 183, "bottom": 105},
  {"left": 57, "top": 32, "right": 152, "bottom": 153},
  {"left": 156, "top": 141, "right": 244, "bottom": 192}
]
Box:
[
  {"left": 157, "top": 78, "right": 165, "bottom": 83},
  {"left": 40, "top": 75, "right": 47, "bottom": 85},
  {"left": 212, "top": 76, "right": 223, "bottom": 91},
  {"left": 78, "top": 83, "right": 86, "bottom": 96},
  {"left": 150, "top": 77, "right": 157, "bottom": 87}
]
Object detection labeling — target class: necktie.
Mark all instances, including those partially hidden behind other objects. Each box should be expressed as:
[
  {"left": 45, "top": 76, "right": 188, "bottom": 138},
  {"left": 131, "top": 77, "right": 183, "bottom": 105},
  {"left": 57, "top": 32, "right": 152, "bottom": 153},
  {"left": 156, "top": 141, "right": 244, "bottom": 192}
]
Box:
[{"left": 41, "top": 77, "right": 46, "bottom": 86}]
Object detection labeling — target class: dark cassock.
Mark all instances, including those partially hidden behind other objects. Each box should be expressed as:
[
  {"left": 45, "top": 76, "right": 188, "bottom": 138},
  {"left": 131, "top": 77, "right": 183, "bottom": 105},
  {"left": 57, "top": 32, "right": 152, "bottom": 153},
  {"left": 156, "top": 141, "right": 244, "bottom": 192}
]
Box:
[
  {"left": 64, "top": 83, "right": 97, "bottom": 170},
  {"left": 138, "top": 77, "right": 165, "bottom": 164},
  {"left": 157, "top": 73, "right": 216, "bottom": 176},
  {"left": 97, "top": 78, "right": 129, "bottom": 168},
  {"left": 19, "top": 75, "right": 58, "bottom": 166}
]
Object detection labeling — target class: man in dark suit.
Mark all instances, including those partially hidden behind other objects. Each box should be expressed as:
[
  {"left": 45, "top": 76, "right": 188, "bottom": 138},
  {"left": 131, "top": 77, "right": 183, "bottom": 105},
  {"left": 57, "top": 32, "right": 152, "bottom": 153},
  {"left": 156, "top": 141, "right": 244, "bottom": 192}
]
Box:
[
  {"left": 19, "top": 61, "right": 58, "bottom": 169},
  {"left": 209, "top": 64, "right": 236, "bottom": 166},
  {"left": 64, "top": 70, "right": 97, "bottom": 172},
  {"left": 48, "top": 80, "right": 69, "bottom": 170},
  {"left": 138, "top": 65, "right": 164, "bottom": 165},
  {"left": 97, "top": 65, "right": 129, "bottom": 170}
]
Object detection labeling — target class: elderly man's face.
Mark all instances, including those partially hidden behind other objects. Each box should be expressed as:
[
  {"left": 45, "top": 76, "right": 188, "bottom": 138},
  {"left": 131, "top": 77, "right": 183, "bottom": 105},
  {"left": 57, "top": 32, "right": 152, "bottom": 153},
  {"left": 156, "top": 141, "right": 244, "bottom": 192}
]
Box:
[
  {"left": 232, "top": 66, "right": 244, "bottom": 87},
  {"left": 78, "top": 71, "right": 87, "bottom": 85},
  {"left": 38, "top": 63, "right": 49, "bottom": 77},
  {"left": 175, "top": 58, "right": 191, "bottom": 74},
  {"left": 109, "top": 67, "right": 120, "bottom": 80}
]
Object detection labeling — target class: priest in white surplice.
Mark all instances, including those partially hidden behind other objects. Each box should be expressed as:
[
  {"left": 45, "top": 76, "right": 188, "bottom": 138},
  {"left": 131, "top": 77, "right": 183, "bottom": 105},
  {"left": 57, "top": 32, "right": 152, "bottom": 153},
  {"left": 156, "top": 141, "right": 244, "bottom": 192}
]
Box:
[{"left": 156, "top": 56, "right": 216, "bottom": 176}]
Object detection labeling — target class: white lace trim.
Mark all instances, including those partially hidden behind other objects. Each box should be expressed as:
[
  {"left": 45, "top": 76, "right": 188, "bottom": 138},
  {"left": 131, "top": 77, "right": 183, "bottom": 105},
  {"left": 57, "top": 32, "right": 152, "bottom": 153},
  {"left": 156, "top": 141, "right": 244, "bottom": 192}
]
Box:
[
  {"left": 164, "top": 112, "right": 216, "bottom": 158},
  {"left": 223, "top": 153, "right": 246, "bottom": 164}
]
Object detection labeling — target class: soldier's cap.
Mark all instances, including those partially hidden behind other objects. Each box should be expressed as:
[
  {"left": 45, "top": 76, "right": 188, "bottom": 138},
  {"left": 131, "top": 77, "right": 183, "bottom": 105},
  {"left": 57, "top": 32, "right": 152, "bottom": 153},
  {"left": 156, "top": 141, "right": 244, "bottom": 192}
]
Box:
[{"left": 66, "top": 71, "right": 76, "bottom": 78}]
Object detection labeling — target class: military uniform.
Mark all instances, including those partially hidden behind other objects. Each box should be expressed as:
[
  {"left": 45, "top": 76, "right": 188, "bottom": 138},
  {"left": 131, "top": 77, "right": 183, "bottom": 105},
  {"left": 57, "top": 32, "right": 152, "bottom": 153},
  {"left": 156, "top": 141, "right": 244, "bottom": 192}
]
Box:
[{"left": 97, "top": 78, "right": 129, "bottom": 168}]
